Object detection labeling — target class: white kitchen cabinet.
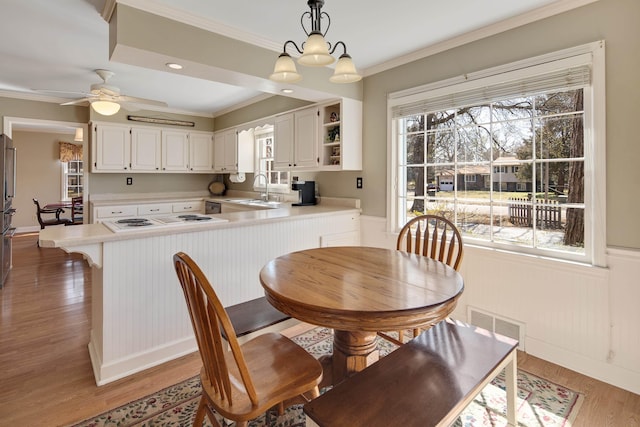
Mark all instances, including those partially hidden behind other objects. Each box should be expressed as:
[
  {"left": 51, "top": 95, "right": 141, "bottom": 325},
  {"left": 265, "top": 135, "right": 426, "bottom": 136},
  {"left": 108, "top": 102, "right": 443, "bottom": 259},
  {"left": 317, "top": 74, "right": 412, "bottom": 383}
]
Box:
[
  {"left": 213, "top": 128, "right": 253, "bottom": 173},
  {"left": 161, "top": 130, "right": 189, "bottom": 171},
  {"left": 137, "top": 203, "right": 172, "bottom": 215},
  {"left": 273, "top": 107, "right": 319, "bottom": 170},
  {"left": 130, "top": 127, "right": 161, "bottom": 171},
  {"left": 188, "top": 131, "right": 214, "bottom": 171},
  {"left": 94, "top": 205, "right": 138, "bottom": 220},
  {"left": 92, "top": 123, "right": 131, "bottom": 171},
  {"left": 92, "top": 123, "right": 214, "bottom": 173},
  {"left": 213, "top": 129, "right": 236, "bottom": 172},
  {"left": 319, "top": 99, "right": 362, "bottom": 171},
  {"left": 172, "top": 201, "right": 204, "bottom": 213},
  {"left": 91, "top": 199, "right": 205, "bottom": 222}
]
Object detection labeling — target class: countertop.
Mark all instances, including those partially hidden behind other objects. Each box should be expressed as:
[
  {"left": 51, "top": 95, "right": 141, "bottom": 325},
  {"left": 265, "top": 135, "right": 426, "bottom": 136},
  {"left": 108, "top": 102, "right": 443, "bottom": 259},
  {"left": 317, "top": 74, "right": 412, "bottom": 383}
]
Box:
[{"left": 39, "top": 197, "right": 361, "bottom": 249}]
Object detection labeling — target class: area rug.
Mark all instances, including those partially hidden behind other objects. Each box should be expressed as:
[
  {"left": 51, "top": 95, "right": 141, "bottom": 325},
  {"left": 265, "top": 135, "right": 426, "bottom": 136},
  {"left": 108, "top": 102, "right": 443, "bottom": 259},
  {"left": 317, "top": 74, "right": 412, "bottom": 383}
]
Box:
[{"left": 71, "top": 327, "right": 583, "bottom": 427}]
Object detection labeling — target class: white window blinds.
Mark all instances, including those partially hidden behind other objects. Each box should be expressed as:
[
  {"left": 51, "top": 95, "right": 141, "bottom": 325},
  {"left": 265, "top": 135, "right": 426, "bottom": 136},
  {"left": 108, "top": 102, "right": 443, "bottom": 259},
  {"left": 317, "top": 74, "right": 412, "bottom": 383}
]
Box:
[{"left": 391, "top": 54, "right": 592, "bottom": 118}]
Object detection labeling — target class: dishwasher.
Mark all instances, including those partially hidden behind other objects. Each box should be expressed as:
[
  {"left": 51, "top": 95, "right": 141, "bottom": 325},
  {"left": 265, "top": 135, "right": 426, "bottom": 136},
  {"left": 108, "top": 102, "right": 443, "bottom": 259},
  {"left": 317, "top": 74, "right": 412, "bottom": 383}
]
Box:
[{"left": 205, "top": 201, "right": 222, "bottom": 214}]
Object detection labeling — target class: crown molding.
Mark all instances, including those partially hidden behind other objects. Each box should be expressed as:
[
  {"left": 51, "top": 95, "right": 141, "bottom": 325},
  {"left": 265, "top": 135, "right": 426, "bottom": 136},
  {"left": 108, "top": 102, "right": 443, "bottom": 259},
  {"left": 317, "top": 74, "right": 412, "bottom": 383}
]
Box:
[
  {"left": 363, "top": 0, "right": 601, "bottom": 77},
  {"left": 117, "top": 0, "right": 281, "bottom": 52}
]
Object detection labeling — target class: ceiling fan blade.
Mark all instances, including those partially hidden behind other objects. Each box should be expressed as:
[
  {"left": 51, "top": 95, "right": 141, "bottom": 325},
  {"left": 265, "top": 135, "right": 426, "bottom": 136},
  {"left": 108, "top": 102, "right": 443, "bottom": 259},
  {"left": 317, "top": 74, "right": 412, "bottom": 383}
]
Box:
[
  {"left": 119, "top": 95, "right": 168, "bottom": 108},
  {"left": 61, "top": 98, "right": 92, "bottom": 106}
]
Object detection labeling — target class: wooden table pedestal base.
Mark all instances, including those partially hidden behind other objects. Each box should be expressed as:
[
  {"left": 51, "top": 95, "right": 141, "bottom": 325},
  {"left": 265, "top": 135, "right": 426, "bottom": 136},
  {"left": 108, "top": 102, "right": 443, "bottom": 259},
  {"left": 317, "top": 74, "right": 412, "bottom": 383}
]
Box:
[{"left": 331, "top": 330, "right": 379, "bottom": 384}]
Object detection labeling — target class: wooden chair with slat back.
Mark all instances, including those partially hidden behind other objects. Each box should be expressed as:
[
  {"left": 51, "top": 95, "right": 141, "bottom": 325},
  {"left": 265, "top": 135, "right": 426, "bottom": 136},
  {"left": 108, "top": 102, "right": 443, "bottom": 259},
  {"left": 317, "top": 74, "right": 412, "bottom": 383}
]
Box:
[
  {"left": 173, "top": 252, "right": 322, "bottom": 427},
  {"left": 378, "top": 215, "right": 464, "bottom": 346},
  {"left": 71, "top": 196, "right": 83, "bottom": 224}
]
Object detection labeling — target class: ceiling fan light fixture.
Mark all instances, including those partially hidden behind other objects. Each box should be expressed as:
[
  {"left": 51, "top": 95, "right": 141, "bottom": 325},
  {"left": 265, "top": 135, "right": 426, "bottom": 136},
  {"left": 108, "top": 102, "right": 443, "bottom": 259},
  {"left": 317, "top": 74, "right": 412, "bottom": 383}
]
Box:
[
  {"left": 91, "top": 100, "right": 121, "bottom": 116},
  {"left": 269, "top": 52, "right": 302, "bottom": 83}
]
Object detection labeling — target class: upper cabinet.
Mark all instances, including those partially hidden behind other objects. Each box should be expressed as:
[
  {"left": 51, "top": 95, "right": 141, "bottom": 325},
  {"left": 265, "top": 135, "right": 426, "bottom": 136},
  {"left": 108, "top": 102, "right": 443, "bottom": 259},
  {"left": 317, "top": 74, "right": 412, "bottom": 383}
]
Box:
[
  {"left": 273, "top": 106, "right": 319, "bottom": 170},
  {"left": 130, "top": 127, "right": 161, "bottom": 171},
  {"left": 319, "top": 99, "right": 362, "bottom": 171},
  {"left": 213, "top": 128, "right": 253, "bottom": 173},
  {"left": 92, "top": 123, "right": 214, "bottom": 173},
  {"left": 189, "top": 131, "right": 215, "bottom": 171},
  {"left": 93, "top": 124, "right": 131, "bottom": 171},
  {"left": 272, "top": 99, "right": 362, "bottom": 172},
  {"left": 161, "top": 130, "right": 189, "bottom": 171}
]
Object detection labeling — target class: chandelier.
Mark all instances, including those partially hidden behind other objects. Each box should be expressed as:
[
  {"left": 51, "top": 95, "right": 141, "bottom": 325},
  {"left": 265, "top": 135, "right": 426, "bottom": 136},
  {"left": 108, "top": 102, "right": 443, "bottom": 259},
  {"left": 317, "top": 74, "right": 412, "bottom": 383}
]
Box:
[{"left": 269, "top": 0, "right": 362, "bottom": 84}]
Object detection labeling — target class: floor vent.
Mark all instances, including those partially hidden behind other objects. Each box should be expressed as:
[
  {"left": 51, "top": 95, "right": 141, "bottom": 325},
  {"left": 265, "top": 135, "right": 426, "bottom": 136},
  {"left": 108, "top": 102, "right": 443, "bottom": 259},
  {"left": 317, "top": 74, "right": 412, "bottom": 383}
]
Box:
[{"left": 467, "top": 307, "right": 526, "bottom": 351}]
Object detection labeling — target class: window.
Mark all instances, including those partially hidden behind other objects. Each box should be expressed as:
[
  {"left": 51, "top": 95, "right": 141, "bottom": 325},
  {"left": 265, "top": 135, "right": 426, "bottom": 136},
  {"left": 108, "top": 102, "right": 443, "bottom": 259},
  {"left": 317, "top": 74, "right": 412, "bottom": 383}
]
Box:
[
  {"left": 253, "top": 126, "right": 290, "bottom": 193},
  {"left": 388, "top": 42, "right": 606, "bottom": 265},
  {"left": 62, "top": 160, "right": 83, "bottom": 200}
]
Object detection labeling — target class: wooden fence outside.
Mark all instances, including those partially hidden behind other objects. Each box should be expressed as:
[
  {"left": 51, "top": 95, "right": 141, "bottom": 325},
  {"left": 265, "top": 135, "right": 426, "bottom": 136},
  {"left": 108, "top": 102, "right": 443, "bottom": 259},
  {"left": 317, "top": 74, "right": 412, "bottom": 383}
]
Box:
[{"left": 508, "top": 197, "right": 563, "bottom": 229}]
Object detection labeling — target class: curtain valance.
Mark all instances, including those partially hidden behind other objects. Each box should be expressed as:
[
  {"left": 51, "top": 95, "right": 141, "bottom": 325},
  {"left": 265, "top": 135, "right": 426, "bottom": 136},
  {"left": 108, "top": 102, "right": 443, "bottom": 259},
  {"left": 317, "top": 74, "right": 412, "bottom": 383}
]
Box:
[{"left": 59, "top": 141, "right": 82, "bottom": 162}]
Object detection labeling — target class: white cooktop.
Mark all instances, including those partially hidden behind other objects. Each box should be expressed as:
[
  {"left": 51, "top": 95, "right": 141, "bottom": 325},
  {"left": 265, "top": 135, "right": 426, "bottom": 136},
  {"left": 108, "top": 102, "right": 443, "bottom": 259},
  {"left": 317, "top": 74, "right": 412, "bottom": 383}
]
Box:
[{"left": 103, "top": 214, "right": 228, "bottom": 233}]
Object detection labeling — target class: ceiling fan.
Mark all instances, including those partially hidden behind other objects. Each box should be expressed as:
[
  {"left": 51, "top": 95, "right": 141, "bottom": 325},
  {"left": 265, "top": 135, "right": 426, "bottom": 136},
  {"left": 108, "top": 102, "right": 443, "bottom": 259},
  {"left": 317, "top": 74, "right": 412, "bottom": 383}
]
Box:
[{"left": 59, "top": 69, "right": 168, "bottom": 116}]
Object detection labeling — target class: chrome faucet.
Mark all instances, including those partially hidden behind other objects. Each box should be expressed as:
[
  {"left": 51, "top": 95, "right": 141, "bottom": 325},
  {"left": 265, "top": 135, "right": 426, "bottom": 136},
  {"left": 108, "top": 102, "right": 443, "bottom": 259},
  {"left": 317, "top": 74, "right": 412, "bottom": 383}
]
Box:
[{"left": 253, "top": 173, "right": 269, "bottom": 201}]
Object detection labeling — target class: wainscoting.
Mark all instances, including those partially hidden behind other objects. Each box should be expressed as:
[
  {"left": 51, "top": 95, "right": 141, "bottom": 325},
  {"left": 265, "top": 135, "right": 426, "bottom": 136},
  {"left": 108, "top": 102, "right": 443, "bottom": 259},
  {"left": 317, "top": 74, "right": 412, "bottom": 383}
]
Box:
[{"left": 361, "top": 215, "right": 640, "bottom": 395}]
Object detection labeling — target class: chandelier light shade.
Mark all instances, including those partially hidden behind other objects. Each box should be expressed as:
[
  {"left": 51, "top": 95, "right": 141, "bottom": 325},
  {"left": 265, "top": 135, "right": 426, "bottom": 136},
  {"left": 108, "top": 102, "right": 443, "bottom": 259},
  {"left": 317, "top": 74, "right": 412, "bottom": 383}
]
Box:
[
  {"left": 270, "top": 0, "right": 361, "bottom": 84},
  {"left": 91, "top": 99, "right": 121, "bottom": 116},
  {"left": 269, "top": 52, "right": 302, "bottom": 83}
]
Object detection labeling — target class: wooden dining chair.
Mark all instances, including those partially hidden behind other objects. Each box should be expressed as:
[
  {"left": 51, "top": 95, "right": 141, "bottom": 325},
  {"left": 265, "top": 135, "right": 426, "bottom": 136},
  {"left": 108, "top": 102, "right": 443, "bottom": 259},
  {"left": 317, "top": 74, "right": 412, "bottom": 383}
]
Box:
[
  {"left": 378, "top": 214, "right": 464, "bottom": 346},
  {"left": 173, "top": 252, "right": 322, "bottom": 427},
  {"left": 33, "top": 199, "right": 72, "bottom": 229},
  {"left": 71, "top": 196, "right": 83, "bottom": 224}
]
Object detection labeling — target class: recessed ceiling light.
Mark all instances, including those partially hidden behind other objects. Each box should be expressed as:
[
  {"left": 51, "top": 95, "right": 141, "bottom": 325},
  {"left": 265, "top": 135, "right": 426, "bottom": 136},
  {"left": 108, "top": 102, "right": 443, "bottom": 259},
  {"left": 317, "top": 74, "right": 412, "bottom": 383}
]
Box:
[
  {"left": 281, "top": 88, "right": 294, "bottom": 94},
  {"left": 166, "top": 62, "right": 183, "bottom": 70}
]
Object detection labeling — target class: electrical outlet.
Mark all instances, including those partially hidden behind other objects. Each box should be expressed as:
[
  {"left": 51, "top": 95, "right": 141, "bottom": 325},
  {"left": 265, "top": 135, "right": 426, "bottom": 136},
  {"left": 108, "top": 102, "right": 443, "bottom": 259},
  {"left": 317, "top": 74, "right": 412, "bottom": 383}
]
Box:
[
  {"left": 126, "top": 177, "right": 133, "bottom": 185},
  {"left": 356, "top": 177, "right": 363, "bottom": 189}
]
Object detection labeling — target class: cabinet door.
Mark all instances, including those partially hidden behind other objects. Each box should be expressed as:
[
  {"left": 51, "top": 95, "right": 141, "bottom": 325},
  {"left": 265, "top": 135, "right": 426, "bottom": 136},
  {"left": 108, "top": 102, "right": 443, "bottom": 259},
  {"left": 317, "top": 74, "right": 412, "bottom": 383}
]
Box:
[
  {"left": 223, "top": 131, "right": 238, "bottom": 171},
  {"left": 213, "top": 132, "right": 226, "bottom": 172},
  {"left": 130, "top": 127, "right": 161, "bottom": 171},
  {"left": 162, "top": 130, "right": 189, "bottom": 171},
  {"left": 94, "top": 124, "right": 130, "bottom": 171},
  {"left": 274, "top": 114, "right": 294, "bottom": 169},
  {"left": 189, "top": 132, "right": 214, "bottom": 171},
  {"left": 294, "top": 107, "right": 319, "bottom": 168}
]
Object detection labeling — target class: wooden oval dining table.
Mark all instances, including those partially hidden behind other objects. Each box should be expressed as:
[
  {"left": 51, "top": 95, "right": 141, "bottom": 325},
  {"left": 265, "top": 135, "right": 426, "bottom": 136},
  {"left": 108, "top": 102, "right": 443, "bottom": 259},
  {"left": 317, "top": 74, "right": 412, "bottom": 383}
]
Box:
[{"left": 259, "top": 246, "right": 464, "bottom": 384}]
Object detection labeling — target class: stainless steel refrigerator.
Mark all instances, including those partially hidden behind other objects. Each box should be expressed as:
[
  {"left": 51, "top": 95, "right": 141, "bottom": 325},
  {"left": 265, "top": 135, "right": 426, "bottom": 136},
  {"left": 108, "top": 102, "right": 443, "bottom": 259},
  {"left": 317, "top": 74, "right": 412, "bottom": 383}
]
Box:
[{"left": 1, "top": 134, "right": 16, "bottom": 287}]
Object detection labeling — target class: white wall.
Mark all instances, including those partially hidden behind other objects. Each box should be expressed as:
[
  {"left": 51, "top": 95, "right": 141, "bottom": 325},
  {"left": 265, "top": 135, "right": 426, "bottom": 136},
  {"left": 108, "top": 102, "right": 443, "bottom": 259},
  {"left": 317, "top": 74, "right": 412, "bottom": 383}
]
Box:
[{"left": 361, "top": 215, "right": 640, "bottom": 395}]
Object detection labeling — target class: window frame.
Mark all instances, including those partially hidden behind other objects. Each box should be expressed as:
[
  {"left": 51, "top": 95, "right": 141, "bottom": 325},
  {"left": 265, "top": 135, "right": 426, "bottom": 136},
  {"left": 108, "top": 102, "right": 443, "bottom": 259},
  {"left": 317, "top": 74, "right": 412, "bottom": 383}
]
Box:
[
  {"left": 61, "top": 159, "right": 83, "bottom": 201},
  {"left": 252, "top": 125, "right": 290, "bottom": 194},
  {"left": 387, "top": 41, "right": 606, "bottom": 266}
]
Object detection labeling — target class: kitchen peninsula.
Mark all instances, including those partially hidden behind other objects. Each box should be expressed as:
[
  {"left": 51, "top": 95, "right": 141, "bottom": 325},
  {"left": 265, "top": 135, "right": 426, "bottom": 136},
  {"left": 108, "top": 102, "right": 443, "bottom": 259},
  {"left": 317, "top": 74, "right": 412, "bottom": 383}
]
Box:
[{"left": 39, "top": 196, "right": 360, "bottom": 385}]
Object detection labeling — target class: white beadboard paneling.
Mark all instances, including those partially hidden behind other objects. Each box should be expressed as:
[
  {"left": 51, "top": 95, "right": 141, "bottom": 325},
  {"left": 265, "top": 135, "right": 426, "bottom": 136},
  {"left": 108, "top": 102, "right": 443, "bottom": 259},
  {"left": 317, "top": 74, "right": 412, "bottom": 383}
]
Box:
[
  {"left": 90, "top": 212, "right": 360, "bottom": 384},
  {"left": 361, "top": 218, "right": 640, "bottom": 395}
]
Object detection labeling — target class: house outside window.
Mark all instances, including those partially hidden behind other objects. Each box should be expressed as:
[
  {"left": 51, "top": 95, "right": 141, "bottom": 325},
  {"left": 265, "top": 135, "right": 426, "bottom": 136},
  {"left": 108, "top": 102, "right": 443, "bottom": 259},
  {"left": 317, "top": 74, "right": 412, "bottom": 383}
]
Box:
[{"left": 388, "top": 42, "right": 606, "bottom": 266}]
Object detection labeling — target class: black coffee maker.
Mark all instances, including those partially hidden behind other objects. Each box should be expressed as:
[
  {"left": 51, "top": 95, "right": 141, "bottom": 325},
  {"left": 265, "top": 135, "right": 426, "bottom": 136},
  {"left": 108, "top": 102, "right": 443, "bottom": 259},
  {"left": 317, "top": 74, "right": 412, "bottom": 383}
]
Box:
[{"left": 292, "top": 180, "right": 316, "bottom": 206}]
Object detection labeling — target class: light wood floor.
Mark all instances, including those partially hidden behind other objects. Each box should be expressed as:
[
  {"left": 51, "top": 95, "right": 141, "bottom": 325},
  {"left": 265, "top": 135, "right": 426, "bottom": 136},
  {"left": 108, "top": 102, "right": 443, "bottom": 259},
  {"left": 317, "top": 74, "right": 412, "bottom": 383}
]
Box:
[{"left": 0, "top": 233, "right": 638, "bottom": 426}]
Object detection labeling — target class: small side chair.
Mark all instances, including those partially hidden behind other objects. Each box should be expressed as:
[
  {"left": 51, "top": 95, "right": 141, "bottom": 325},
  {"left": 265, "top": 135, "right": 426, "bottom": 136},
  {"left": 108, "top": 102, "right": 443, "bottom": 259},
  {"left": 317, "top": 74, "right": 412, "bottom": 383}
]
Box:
[
  {"left": 378, "top": 214, "right": 464, "bottom": 345},
  {"left": 173, "top": 252, "right": 322, "bottom": 427}
]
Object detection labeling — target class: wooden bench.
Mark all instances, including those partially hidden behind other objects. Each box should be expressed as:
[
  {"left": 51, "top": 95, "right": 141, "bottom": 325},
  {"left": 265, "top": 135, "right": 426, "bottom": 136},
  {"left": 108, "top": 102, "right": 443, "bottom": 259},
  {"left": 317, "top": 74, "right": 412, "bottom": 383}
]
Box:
[
  {"left": 304, "top": 319, "right": 519, "bottom": 427},
  {"left": 224, "top": 296, "right": 295, "bottom": 343}
]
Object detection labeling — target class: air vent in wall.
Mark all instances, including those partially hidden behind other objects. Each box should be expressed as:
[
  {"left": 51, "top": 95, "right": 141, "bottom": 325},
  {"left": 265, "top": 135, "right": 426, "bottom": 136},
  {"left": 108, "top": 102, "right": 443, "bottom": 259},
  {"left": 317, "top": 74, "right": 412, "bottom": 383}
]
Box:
[{"left": 467, "top": 306, "right": 526, "bottom": 351}]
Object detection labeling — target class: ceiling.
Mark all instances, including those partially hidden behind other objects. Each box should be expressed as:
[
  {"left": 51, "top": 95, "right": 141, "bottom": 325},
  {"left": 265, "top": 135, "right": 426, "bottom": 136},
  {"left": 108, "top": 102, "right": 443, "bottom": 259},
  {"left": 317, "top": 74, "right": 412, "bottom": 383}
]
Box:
[{"left": 1, "top": 0, "right": 585, "bottom": 120}]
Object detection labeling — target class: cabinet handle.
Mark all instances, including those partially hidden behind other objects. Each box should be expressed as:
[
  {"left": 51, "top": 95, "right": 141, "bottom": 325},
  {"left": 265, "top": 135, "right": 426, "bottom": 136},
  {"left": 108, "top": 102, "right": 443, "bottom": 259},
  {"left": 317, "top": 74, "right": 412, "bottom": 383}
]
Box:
[
  {"left": 150, "top": 209, "right": 159, "bottom": 212},
  {"left": 111, "top": 211, "right": 123, "bottom": 214}
]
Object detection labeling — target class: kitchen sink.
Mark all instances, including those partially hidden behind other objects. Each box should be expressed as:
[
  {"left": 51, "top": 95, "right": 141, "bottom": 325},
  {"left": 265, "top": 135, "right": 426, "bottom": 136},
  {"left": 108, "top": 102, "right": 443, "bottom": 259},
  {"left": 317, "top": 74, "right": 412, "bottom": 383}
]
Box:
[{"left": 221, "top": 199, "right": 283, "bottom": 209}]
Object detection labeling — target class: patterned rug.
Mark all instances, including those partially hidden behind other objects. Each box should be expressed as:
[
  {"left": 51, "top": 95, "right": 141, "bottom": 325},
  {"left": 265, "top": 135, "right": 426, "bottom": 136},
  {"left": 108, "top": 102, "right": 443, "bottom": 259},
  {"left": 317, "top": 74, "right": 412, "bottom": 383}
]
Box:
[{"left": 71, "top": 327, "right": 583, "bottom": 427}]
